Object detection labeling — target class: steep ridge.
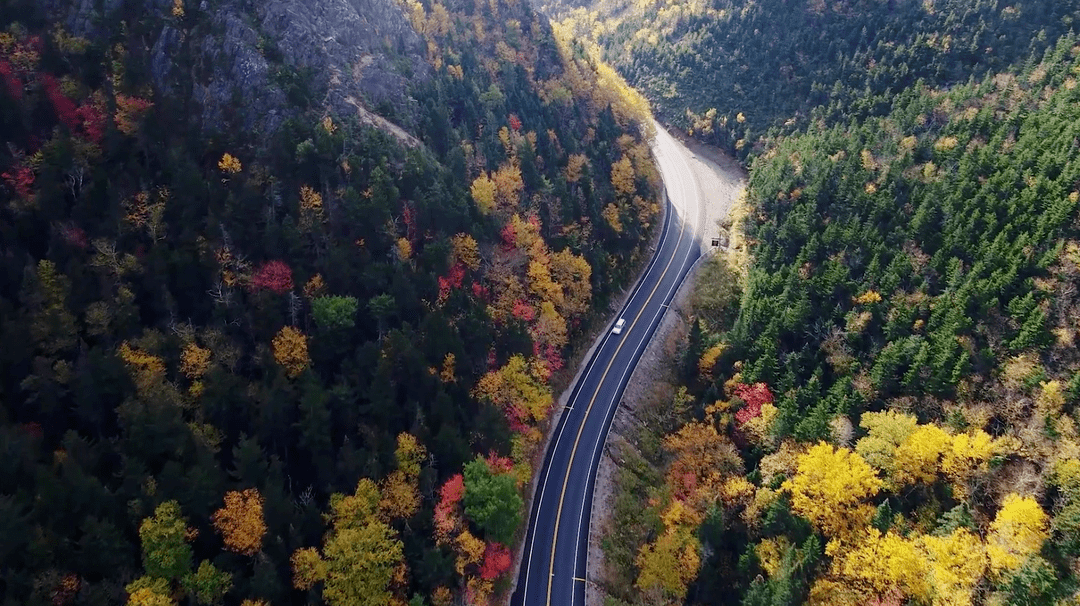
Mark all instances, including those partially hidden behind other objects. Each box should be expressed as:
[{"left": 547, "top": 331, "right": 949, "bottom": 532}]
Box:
[
  {"left": 41, "top": 0, "right": 428, "bottom": 137},
  {"left": 0, "top": 0, "right": 661, "bottom": 604}
]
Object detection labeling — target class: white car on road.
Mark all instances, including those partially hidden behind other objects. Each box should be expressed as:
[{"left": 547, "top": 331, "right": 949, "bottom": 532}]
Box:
[{"left": 612, "top": 318, "right": 626, "bottom": 334}]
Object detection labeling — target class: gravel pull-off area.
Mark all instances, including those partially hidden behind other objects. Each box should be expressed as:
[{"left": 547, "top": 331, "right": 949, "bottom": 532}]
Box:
[{"left": 585, "top": 129, "right": 747, "bottom": 606}]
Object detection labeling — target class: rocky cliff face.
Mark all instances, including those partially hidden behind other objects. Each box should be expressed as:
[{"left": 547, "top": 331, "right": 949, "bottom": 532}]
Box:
[{"left": 45, "top": 0, "right": 430, "bottom": 139}]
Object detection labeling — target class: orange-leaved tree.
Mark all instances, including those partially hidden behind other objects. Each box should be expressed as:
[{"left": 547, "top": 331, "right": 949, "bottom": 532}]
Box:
[{"left": 211, "top": 488, "right": 266, "bottom": 556}]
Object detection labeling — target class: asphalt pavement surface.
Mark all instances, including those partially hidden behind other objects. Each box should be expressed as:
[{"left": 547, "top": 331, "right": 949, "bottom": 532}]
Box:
[{"left": 513, "top": 124, "right": 704, "bottom": 606}]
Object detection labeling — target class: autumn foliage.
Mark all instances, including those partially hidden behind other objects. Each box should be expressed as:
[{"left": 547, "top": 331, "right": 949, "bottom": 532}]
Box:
[
  {"left": 218, "top": 153, "right": 242, "bottom": 174},
  {"left": 250, "top": 260, "right": 294, "bottom": 294},
  {"left": 0, "top": 59, "right": 22, "bottom": 100},
  {"left": 2, "top": 164, "right": 35, "bottom": 199},
  {"left": 379, "top": 433, "right": 427, "bottom": 521},
  {"left": 986, "top": 493, "right": 1048, "bottom": 575},
  {"left": 272, "top": 326, "right": 309, "bottom": 378},
  {"left": 115, "top": 94, "right": 154, "bottom": 135},
  {"left": 211, "top": 489, "right": 267, "bottom": 556},
  {"left": 180, "top": 342, "right": 211, "bottom": 379},
  {"left": 40, "top": 73, "right": 78, "bottom": 131},
  {"left": 479, "top": 542, "right": 512, "bottom": 580},
  {"left": 291, "top": 478, "right": 406, "bottom": 606},
  {"left": 434, "top": 474, "right": 465, "bottom": 543},
  {"left": 0, "top": 9, "right": 664, "bottom": 606},
  {"left": 783, "top": 442, "right": 883, "bottom": 538},
  {"left": 733, "top": 382, "right": 773, "bottom": 426}
]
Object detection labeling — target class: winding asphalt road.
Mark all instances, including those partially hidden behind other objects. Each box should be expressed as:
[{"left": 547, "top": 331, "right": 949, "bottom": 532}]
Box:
[{"left": 512, "top": 124, "right": 704, "bottom": 606}]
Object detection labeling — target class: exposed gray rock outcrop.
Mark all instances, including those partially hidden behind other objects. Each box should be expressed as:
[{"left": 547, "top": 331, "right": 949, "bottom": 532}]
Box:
[{"left": 44, "top": 0, "right": 430, "bottom": 140}]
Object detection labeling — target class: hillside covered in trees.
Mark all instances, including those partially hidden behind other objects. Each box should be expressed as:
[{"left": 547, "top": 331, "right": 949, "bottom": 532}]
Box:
[
  {"left": 578, "top": 3, "right": 1080, "bottom": 606},
  {"left": 545, "top": 0, "right": 1077, "bottom": 160},
  {"left": 0, "top": 0, "right": 659, "bottom": 604}
]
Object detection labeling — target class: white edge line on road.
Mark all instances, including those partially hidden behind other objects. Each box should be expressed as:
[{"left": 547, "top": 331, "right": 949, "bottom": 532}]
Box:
[
  {"left": 519, "top": 141, "right": 677, "bottom": 605},
  {"left": 573, "top": 125, "right": 704, "bottom": 606}
]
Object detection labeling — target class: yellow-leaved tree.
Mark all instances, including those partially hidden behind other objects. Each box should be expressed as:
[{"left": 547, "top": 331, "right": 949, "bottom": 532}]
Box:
[
  {"left": 940, "top": 430, "right": 1000, "bottom": 490},
  {"left": 451, "top": 233, "right": 481, "bottom": 270},
  {"left": 272, "top": 326, "right": 309, "bottom": 378},
  {"left": 602, "top": 203, "right": 623, "bottom": 233},
  {"left": 530, "top": 301, "right": 568, "bottom": 351},
  {"left": 379, "top": 433, "right": 427, "bottom": 521},
  {"left": 855, "top": 410, "right": 918, "bottom": 475},
  {"left": 473, "top": 354, "right": 553, "bottom": 429},
  {"left": 635, "top": 517, "right": 701, "bottom": 602},
  {"left": 291, "top": 479, "right": 406, "bottom": 606},
  {"left": 611, "top": 155, "right": 636, "bottom": 197},
  {"left": 698, "top": 343, "right": 725, "bottom": 378},
  {"left": 298, "top": 185, "right": 325, "bottom": 231},
  {"left": 454, "top": 529, "right": 485, "bottom": 576},
  {"left": 833, "top": 528, "right": 929, "bottom": 602},
  {"left": 180, "top": 342, "right": 211, "bottom": 379},
  {"left": 527, "top": 258, "right": 563, "bottom": 306},
  {"left": 891, "top": 423, "right": 952, "bottom": 487},
  {"left": 395, "top": 237, "right": 413, "bottom": 262},
  {"left": 663, "top": 421, "right": 742, "bottom": 489},
  {"left": 919, "top": 528, "right": 987, "bottom": 606},
  {"left": 565, "top": 153, "right": 588, "bottom": 184},
  {"left": 492, "top": 162, "right": 524, "bottom": 209},
  {"left": 986, "top": 493, "right": 1048, "bottom": 576},
  {"left": 218, "top": 153, "right": 241, "bottom": 174},
  {"left": 127, "top": 587, "right": 173, "bottom": 606},
  {"left": 548, "top": 248, "right": 592, "bottom": 319},
  {"left": 118, "top": 341, "right": 166, "bottom": 392},
  {"left": 470, "top": 173, "right": 496, "bottom": 214},
  {"left": 439, "top": 353, "right": 456, "bottom": 383},
  {"left": 783, "top": 442, "right": 882, "bottom": 538}
]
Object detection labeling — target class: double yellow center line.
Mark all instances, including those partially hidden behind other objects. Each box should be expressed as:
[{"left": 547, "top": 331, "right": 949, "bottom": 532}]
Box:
[{"left": 545, "top": 151, "right": 692, "bottom": 604}]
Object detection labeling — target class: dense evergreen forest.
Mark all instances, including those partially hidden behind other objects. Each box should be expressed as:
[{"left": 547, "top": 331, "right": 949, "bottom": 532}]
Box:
[
  {"left": 567, "top": 2, "right": 1080, "bottom": 606},
  {"left": 548, "top": 0, "right": 1078, "bottom": 159},
  {"left": 0, "top": 0, "right": 659, "bottom": 604}
]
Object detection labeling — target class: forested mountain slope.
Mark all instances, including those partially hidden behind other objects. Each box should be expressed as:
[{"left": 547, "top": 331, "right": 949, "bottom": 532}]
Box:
[
  {"left": 545, "top": 0, "right": 1078, "bottom": 159},
  {"left": 0, "top": 0, "right": 659, "bottom": 604},
  {"left": 596, "top": 19, "right": 1080, "bottom": 606}
]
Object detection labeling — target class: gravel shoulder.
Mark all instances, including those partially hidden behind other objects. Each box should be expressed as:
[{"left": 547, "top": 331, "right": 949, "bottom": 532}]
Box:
[{"left": 585, "top": 127, "right": 747, "bottom": 605}]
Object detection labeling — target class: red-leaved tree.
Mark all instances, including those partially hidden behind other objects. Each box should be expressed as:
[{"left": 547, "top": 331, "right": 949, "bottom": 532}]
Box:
[
  {"left": 533, "top": 343, "right": 563, "bottom": 374},
  {"left": 434, "top": 474, "right": 465, "bottom": 542},
  {"left": 0, "top": 61, "right": 21, "bottom": 101},
  {"left": 479, "top": 542, "right": 512, "bottom": 580},
  {"left": 40, "top": 74, "right": 78, "bottom": 132},
  {"left": 511, "top": 299, "right": 535, "bottom": 322},
  {"left": 250, "top": 260, "right": 293, "bottom": 294},
  {"left": 483, "top": 452, "right": 513, "bottom": 474},
  {"left": 733, "top": 382, "right": 773, "bottom": 427},
  {"left": 505, "top": 405, "right": 529, "bottom": 434},
  {"left": 500, "top": 223, "right": 517, "bottom": 248},
  {"left": 472, "top": 282, "right": 489, "bottom": 300},
  {"left": 2, "top": 165, "right": 35, "bottom": 199},
  {"left": 75, "top": 102, "right": 105, "bottom": 144},
  {"left": 58, "top": 222, "right": 89, "bottom": 249},
  {"left": 438, "top": 262, "right": 467, "bottom": 302}
]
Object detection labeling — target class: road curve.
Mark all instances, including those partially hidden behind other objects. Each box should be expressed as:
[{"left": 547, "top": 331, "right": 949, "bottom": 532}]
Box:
[{"left": 513, "top": 123, "right": 704, "bottom": 606}]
